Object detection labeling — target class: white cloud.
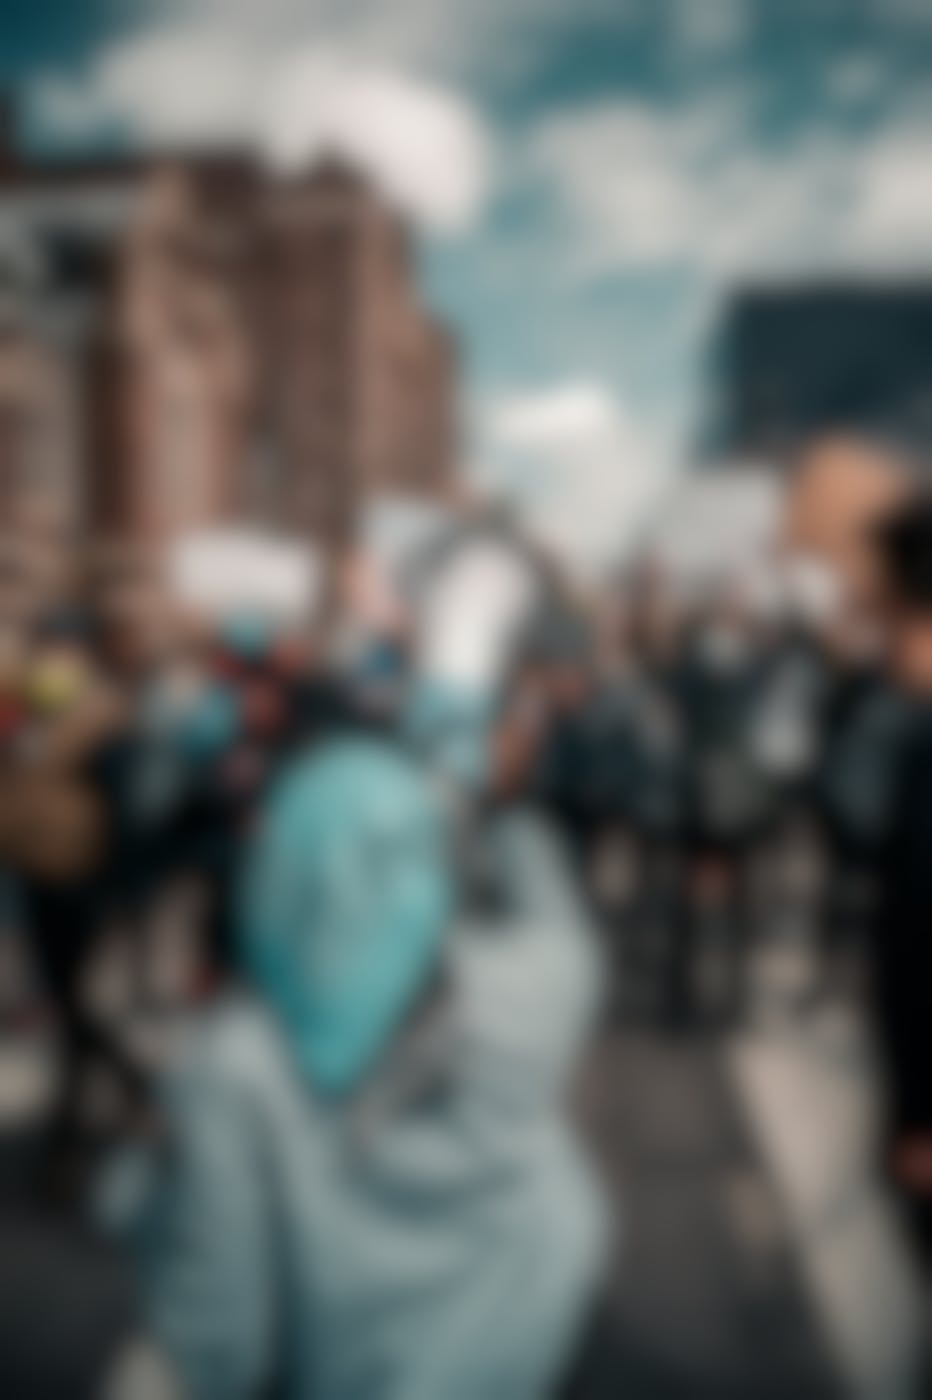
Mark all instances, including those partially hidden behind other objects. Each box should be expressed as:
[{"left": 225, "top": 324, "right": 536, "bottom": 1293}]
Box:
[
  {"left": 41, "top": 0, "right": 618, "bottom": 97},
  {"left": 489, "top": 382, "right": 621, "bottom": 447},
  {"left": 25, "top": 29, "right": 492, "bottom": 234},
  {"left": 483, "top": 381, "right": 676, "bottom": 574},
  {"left": 824, "top": 53, "right": 889, "bottom": 107},
  {"left": 849, "top": 126, "right": 932, "bottom": 267},
  {"left": 261, "top": 53, "right": 488, "bottom": 231},
  {"left": 527, "top": 91, "right": 932, "bottom": 281}
]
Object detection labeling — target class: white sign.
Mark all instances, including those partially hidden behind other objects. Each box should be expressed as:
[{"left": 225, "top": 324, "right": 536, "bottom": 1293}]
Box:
[
  {"left": 417, "top": 535, "right": 540, "bottom": 692},
  {"left": 168, "top": 528, "right": 322, "bottom": 624}
]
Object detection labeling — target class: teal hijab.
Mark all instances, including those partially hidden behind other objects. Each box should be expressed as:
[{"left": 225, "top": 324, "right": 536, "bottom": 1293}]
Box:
[
  {"left": 238, "top": 738, "right": 454, "bottom": 1095},
  {"left": 219, "top": 613, "right": 276, "bottom": 664}
]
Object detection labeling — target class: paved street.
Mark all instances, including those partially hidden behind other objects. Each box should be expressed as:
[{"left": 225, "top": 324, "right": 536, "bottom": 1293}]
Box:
[
  {"left": 574, "top": 1004, "right": 925, "bottom": 1400},
  {"left": 583, "top": 1026, "right": 843, "bottom": 1398},
  {"left": 731, "top": 1007, "right": 924, "bottom": 1400},
  {"left": 0, "top": 905, "right": 927, "bottom": 1399}
]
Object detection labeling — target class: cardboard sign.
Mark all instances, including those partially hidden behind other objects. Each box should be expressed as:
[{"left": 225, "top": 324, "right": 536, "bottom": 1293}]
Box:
[
  {"left": 417, "top": 535, "right": 540, "bottom": 693},
  {"left": 169, "top": 529, "right": 322, "bottom": 625}
]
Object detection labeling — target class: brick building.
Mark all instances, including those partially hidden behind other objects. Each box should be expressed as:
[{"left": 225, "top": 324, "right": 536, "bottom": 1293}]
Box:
[
  {"left": 89, "top": 165, "right": 254, "bottom": 542},
  {"left": 0, "top": 211, "right": 82, "bottom": 557},
  {"left": 250, "top": 159, "right": 457, "bottom": 542},
  {"left": 0, "top": 104, "right": 458, "bottom": 552}
]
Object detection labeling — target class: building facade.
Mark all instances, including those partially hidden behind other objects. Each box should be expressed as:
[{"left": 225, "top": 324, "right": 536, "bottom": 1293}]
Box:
[
  {"left": 719, "top": 285, "right": 932, "bottom": 459},
  {"left": 249, "top": 160, "right": 456, "bottom": 542},
  {"left": 0, "top": 105, "right": 458, "bottom": 553}
]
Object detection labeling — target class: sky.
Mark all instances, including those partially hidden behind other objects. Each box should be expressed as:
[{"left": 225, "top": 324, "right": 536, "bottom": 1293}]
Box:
[{"left": 3, "top": 0, "right": 932, "bottom": 571}]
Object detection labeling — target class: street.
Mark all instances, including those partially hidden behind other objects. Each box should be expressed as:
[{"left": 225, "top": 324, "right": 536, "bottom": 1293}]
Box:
[{"left": 0, "top": 896, "right": 927, "bottom": 1400}]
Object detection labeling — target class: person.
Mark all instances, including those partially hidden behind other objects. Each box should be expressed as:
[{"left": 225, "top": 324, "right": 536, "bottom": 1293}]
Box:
[
  {"left": 121, "top": 731, "right": 606, "bottom": 1400},
  {"left": 665, "top": 587, "right": 775, "bottom": 1027},
  {"left": 805, "top": 607, "right": 888, "bottom": 1003},
  {"left": 1, "top": 611, "right": 139, "bottom": 1191},
  {"left": 525, "top": 608, "right": 604, "bottom": 865},
  {"left": 861, "top": 497, "right": 932, "bottom": 1275},
  {"left": 526, "top": 600, "right": 681, "bottom": 1023}
]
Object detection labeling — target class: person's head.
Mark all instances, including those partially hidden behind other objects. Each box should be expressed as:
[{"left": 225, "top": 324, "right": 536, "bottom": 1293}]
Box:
[
  {"left": 90, "top": 547, "right": 188, "bottom": 679},
  {"left": 215, "top": 613, "right": 276, "bottom": 671},
  {"left": 24, "top": 610, "right": 96, "bottom": 717},
  {"left": 238, "top": 738, "right": 454, "bottom": 1095},
  {"left": 594, "top": 590, "right": 633, "bottom": 671},
  {"left": 784, "top": 432, "right": 916, "bottom": 613},
  {"left": 690, "top": 580, "right": 759, "bottom": 668},
  {"left": 519, "top": 606, "right": 593, "bottom": 716},
  {"left": 875, "top": 494, "right": 932, "bottom": 695},
  {"left": 0, "top": 622, "right": 26, "bottom": 694},
  {"left": 269, "top": 627, "right": 319, "bottom": 682},
  {"left": 629, "top": 561, "right": 681, "bottom": 663}
]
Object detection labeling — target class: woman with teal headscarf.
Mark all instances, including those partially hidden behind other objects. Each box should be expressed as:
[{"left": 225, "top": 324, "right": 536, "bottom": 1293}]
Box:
[{"left": 129, "top": 731, "right": 605, "bottom": 1400}]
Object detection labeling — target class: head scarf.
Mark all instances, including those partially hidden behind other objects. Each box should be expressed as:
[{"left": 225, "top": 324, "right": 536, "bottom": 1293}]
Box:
[
  {"left": 238, "top": 738, "right": 454, "bottom": 1095},
  {"left": 218, "top": 614, "right": 275, "bottom": 667}
]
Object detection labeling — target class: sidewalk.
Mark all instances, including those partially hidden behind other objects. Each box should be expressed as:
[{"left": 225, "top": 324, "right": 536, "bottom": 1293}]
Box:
[
  {"left": 729, "top": 1003, "right": 925, "bottom": 1400},
  {"left": 584, "top": 1027, "right": 844, "bottom": 1399}
]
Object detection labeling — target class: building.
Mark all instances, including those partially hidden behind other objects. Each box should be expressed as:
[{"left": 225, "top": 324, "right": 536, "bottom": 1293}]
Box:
[
  {"left": 250, "top": 159, "right": 457, "bottom": 542},
  {"left": 0, "top": 100, "right": 458, "bottom": 551},
  {"left": 89, "top": 166, "right": 254, "bottom": 542},
  {"left": 0, "top": 218, "right": 82, "bottom": 541},
  {"left": 719, "top": 284, "right": 932, "bottom": 459}
]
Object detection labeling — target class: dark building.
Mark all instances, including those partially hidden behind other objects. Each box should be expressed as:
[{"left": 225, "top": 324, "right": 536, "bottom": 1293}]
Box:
[{"left": 721, "top": 285, "right": 932, "bottom": 458}]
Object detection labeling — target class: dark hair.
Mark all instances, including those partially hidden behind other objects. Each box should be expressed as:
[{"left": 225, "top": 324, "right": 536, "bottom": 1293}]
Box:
[
  {"left": 876, "top": 493, "right": 932, "bottom": 609},
  {"left": 32, "top": 606, "right": 99, "bottom": 646}
]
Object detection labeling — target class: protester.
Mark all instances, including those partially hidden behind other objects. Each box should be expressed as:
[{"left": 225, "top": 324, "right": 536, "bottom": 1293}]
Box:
[
  {"left": 859, "top": 497, "right": 932, "bottom": 1276},
  {"left": 121, "top": 725, "right": 605, "bottom": 1400},
  {"left": 5, "top": 474, "right": 931, "bottom": 1399},
  {"left": 663, "top": 587, "right": 777, "bottom": 1026},
  {"left": 1, "top": 609, "right": 138, "bottom": 1190}
]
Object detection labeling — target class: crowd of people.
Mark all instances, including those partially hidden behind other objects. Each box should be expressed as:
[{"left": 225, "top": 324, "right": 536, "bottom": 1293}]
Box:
[{"left": 2, "top": 475, "right": 932, "bottom": 1397}]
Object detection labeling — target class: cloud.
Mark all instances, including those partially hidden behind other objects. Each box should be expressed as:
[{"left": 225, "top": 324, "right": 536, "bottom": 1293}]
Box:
[
  {"left": 30, "top": 30, "right": 260, "bottom": 147},
  {"left": 25, "top": 28, "right": 492, "bottom": 234},
  {"left": 261, "top": 52, "right": 488, "bottom": 231},
  {"left": 38, "top": 0, "right": 621, "bottom": 98},
  {"left": 526, "top": 89, "right": 932, "bottom": 281},
  {"left": 483, "top": 381, "right": 676, "bottom": 573},
  {"left": 849, "top": 123, "right": 932, "bottom": 267},
  {"left": 669, "top": 0, "right": 749, "bottom": 57},
  {"left": 824, "top": 52, "right": 890, "bottom": 108},
  {"left": 489, "top": 382, "right": 621, "bottom": 447}
]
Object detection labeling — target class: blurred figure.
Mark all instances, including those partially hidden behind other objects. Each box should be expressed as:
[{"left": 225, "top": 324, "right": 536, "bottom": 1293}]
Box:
[
  {"left": 609, "top": 580, "right": 687, "bottom": 984},
  {"left": 334, "top": 545, "right": 413, "bottom": 730},
  {"left": 665, "top": 586, "right": 776, "bottom": 1027},
  {"left": 525, "top": 605, "right": 602, "bottom": 862},
  {"left": 123, "top": 735, "right": 604, "bottom": 1400},
  {"left": 805, "top": 604, "right": 887, "bottom": 1003},
  {"left": 864, "top": 498, "right": 932, "bottom": 1280},
  {"left": 0, "top": 609, "right": 137, "bottom": 1190},
  {"left": 527, "top": 595, "right": 682, "bottom": 1023}
]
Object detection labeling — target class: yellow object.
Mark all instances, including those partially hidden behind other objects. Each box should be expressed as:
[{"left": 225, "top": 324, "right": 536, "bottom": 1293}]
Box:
[{"left": 25, "top": 657, "right": 88, "bottom": 716}]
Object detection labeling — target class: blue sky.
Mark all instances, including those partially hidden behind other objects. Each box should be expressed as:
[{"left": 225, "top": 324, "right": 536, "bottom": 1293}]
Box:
[{"left": 3, "top": 0, "right": 932, "bottom": 568}]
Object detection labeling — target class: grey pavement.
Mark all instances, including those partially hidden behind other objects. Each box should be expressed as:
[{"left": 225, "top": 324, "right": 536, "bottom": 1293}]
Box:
[
  {"left": 1, "top": 891, "right": 928, "bottom": 1399},
  {"left": 582, "top": 1027, "right": 846, "bottom": 1399}
]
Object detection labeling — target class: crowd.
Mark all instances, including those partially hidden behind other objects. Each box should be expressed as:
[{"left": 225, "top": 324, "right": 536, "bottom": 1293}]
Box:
[{"left": 2, "top": 475, "right": 932, "bottom": 1398}]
